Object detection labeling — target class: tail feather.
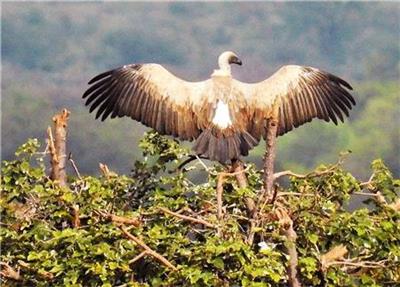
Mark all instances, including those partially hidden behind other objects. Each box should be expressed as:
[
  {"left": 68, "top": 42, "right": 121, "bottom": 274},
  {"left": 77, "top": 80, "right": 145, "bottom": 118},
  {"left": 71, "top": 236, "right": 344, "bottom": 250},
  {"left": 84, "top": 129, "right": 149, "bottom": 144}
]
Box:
[{"left": 193, "top": 129, "right": 258, "bottom": 163}]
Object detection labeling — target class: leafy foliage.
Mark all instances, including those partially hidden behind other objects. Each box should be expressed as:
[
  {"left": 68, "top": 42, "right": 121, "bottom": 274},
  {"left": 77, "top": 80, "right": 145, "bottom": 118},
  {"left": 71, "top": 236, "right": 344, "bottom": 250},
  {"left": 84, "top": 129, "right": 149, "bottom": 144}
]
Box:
[{"left": 1, "top": 133, "right": 399, "bottom": 286}]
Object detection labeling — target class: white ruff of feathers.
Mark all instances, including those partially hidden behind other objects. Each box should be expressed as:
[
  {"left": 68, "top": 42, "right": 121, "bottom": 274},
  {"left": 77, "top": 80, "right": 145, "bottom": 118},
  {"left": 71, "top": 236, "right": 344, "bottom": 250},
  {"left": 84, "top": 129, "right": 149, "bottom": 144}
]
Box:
[{"left": 212, "top": 100, "right": 232, "bottom": 129}]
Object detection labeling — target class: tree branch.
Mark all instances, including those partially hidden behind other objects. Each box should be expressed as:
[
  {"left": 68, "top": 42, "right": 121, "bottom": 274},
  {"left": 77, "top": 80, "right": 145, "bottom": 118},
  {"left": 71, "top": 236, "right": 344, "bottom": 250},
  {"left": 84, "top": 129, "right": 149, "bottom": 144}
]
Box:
[
  {"left": 273, "top": 152, "right": 349, "bottom": 181},
  {"left": 47, "top": 109, "right": 70, "bottom": 186},
  {"left": 68, "top": 152, "right": 82, "bottom": 180},
  {"left": 119, "top": 226, "right": 178, "bottom": 271},
  {"left": 262, "top": 117, "right": 279, "bottom": 203},
  {"left": 128, "top": 251, "right": 148, "bottom": 264},
  {"left": 159, "top": 207, "right": 215, "bottom": 229},
  {"left": 95, "top": 210, "right": 141, "bottom": 227},
  {"left": 231, "top": 160, "right": 256, "bottom": 216},
  {"left": 276, "top": 208, "right": 302, "bottom": 287}
]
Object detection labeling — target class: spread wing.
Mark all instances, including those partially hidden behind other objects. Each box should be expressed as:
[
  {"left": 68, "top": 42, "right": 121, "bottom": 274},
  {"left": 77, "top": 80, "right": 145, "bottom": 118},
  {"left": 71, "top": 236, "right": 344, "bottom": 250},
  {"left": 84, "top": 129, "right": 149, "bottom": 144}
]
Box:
[
  {"left": 83, "top": 64, "right": 210, "bottom": 140},
  {"left": 234, "top": 65, "right": 355, "bottom": 140}
]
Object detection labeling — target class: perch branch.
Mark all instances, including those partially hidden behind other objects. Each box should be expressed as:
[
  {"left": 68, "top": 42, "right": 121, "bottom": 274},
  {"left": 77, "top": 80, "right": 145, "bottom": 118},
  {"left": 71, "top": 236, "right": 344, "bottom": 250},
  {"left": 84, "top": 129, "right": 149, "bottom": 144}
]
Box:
[
  {"left": 119, "top": 226, "right": 178, "bottom": 271},
  {"left": 262, "top": 116, "right": 279, "bottom": 204},
  {"left": 159, "top": 207, "right": 215, "bottom": 229}
]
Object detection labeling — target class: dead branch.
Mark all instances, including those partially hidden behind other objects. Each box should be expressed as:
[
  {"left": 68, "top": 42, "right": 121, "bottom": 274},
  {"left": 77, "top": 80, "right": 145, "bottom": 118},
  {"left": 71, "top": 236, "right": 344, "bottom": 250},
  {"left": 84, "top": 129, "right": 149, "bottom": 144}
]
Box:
[
  {"left": 274, "top": 166, "right": 336, "bottom": 181},
  {"left": 68, "top": 152, "right": 82, "bottom": 180},
  {"left": 273, "top": 153, "right": 348, "bottom": 181},
  {"left": 0, "top": 262, "right": 21, "bottom": 281},
  {"left": 325, "top": 260, "right": 387, "bottom": 269},
  {"left": 95, "top": 210, "right": 141, "bottom": 227},
  {"left": 48, "top": 109, "right": 70, "bottom": 186},
  {"left": 159, "top": 207, "right": 215, "bottom": 229},
  {"left": 276, "top": 208, "right": 302, "bottom": 287},
  {"left": 119, "top": 226, "right": 178, "bottom": 271}
]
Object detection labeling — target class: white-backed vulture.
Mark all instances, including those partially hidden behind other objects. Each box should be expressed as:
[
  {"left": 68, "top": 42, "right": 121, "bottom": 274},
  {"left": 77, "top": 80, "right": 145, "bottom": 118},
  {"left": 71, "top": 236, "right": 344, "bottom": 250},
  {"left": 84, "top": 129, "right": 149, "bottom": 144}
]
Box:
[{"left": 83, "top": 51, "right": 355, "bottom": 163}]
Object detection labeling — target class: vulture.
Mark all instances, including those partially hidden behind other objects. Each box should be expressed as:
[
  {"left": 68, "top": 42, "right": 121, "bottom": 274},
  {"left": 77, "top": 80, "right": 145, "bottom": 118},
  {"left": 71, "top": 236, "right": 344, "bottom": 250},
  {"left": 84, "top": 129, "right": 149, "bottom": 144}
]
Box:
[{"left": 83, "top": 51, "right": 355, "bottom": 163}]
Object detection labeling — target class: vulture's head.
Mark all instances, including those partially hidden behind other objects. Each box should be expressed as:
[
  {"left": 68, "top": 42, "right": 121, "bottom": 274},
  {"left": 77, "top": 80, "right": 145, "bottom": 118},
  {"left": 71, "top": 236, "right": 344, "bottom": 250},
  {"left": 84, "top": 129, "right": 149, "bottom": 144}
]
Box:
[{"left": 218, "top": 51, "right": 242, "bottom": 69}]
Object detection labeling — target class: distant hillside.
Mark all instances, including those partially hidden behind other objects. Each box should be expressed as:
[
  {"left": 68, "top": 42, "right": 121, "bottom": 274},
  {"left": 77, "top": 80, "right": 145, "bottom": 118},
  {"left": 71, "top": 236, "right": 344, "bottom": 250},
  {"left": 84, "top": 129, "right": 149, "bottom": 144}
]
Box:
[{"left": 2, "top": 2, "right": 399, "bottom": 176}]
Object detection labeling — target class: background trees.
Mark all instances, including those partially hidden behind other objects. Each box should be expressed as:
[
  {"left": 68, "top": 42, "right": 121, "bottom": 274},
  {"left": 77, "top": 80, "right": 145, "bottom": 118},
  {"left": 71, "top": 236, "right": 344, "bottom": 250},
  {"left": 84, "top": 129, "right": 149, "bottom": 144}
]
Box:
[{"left": 1, "top": 2, "right": 399, "bottom": 177}]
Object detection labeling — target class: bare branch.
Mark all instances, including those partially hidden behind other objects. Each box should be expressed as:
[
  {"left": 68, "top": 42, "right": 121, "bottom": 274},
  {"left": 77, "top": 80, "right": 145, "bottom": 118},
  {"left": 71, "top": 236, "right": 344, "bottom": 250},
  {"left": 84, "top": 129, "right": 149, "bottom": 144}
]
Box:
[
  {"left": 119, "top": 226, "right": 178, "bottom": 271},
  {"left": 95, "top": 210, "right": 141, "bottom": 227},
  {"left": 158, "top": 207, "right": 215, "bottom": 229},
  {"left": 273, "top": 153, "right": 349, "bottom": 181},
  {"left": 274, "top": 166, "right": 335, "bottom": 181},
  {"left": 326, "top": 260, "right": 387, "bottom": 269},
  {"left": 129, "top": 251, "right": 148, "bottom": 264},
  {"left": 68, "top": 152, "right": 82, "bottom": 180}
]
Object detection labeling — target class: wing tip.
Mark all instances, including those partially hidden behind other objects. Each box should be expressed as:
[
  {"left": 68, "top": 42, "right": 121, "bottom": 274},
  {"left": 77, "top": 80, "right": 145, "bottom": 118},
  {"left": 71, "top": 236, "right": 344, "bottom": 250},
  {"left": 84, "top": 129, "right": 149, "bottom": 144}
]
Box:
[{"left": 88, "top": 70, "right": 113, "bottom": 85}]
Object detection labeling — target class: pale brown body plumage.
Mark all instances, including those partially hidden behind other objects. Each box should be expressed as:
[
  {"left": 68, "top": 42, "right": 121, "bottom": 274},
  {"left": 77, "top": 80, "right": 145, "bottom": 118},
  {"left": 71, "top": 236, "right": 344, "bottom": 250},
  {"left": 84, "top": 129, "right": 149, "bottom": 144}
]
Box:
[{"left": 83, "top": 51, "right": 355, "bottom": 163}]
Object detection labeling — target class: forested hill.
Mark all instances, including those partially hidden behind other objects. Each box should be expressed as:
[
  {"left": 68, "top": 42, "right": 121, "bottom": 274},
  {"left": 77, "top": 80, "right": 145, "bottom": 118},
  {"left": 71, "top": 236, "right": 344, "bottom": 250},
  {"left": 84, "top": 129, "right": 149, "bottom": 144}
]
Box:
[{"left": 2, "top": 2, "right": 399, "bottom": 176}]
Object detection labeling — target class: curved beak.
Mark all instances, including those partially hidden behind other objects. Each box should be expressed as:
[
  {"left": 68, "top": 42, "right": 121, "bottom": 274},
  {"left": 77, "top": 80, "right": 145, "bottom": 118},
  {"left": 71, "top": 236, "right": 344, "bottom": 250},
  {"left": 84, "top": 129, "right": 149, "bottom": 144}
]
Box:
[
  {"left": 229, "top": 56, "right": 242, "bottom": 66},
  {"left": 235, "top": 58, "right": 243, "bottom": 66}
]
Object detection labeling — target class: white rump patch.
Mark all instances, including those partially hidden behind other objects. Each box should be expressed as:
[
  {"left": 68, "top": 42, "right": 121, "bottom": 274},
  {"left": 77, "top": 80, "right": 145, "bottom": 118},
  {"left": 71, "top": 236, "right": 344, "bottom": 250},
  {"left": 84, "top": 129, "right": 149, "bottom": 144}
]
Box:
[{"left": 212, "top": 100, "right": 232, "bottom": 129}]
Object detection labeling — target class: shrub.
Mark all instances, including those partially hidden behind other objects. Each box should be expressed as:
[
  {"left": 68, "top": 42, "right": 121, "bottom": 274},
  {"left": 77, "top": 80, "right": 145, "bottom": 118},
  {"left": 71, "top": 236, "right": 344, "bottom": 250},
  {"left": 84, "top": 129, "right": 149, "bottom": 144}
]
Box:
[{"left": 1, "top": 133, "right": 399, "bottom": 286}]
